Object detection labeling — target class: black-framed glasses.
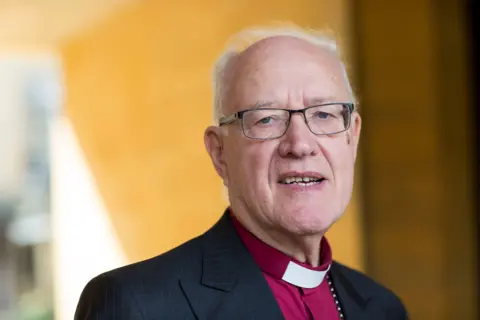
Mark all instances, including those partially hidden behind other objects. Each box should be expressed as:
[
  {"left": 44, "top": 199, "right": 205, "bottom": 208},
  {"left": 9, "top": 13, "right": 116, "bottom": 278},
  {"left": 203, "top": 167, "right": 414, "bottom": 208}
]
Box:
[{"left": 219, "top": 102, "right": 354, "bottom": 140}]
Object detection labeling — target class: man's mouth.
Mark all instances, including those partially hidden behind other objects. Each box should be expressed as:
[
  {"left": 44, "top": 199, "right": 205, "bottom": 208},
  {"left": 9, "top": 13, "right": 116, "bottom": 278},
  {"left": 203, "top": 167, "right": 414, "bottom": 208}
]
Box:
[{"left": 279, "top": 176, "right": 326, "bottom": 186}]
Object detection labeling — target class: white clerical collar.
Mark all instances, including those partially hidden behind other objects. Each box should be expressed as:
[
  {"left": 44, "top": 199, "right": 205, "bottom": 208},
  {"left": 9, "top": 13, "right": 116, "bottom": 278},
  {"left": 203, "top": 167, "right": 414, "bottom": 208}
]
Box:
[{"left": 282, "top": 261, "right": 331, "bottom": 289}]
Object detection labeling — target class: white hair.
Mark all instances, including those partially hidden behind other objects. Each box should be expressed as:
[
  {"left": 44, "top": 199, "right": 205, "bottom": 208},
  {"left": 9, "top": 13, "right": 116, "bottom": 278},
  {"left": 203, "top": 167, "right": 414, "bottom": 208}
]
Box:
[{"left": 212, "top": 25, "right": 355, "bottom": 124}]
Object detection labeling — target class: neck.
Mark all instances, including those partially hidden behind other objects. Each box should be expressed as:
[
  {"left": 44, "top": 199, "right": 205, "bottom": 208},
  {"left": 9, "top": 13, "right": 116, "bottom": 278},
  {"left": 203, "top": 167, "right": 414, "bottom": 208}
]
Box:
[{"left": 231, "top": 207, "right": 324, "bottom": 267}]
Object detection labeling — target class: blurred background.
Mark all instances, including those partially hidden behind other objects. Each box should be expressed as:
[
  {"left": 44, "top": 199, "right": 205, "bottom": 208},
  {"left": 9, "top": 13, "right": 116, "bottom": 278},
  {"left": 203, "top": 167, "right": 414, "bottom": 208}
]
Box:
[{"left": 0, "top": 0, "right": 478, "bottom": 319}]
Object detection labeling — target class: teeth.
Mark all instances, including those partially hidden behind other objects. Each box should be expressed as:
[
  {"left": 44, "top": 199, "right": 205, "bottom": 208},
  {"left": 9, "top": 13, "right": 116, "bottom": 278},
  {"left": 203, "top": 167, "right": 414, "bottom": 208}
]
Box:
[{"left": 282, "top": 176, "right": 322, "bottom": 184}]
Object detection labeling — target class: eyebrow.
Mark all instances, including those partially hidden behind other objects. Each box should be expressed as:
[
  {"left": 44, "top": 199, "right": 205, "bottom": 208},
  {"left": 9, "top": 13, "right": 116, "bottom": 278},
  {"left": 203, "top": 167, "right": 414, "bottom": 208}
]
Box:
[
  {"left": 248, "top": 97, "right": 339, "bottom": 109},
  {"left": 250, "top": 100, "right": 277, "bottom": 108},
  {"left": 305, "top": 97, "right": 337, "bottom": 106}
]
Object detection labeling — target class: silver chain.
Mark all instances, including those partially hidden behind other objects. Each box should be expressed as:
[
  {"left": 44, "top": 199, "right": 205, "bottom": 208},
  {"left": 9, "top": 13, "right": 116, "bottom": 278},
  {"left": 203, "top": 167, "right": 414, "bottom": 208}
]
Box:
[{"left": 327, "top": 274, "right": 345, "bottom": 319}]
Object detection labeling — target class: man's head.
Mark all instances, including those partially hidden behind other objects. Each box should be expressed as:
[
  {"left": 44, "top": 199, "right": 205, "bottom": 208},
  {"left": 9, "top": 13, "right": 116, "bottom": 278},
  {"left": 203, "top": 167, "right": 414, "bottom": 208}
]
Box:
[{"left": 205, "top": 26, "right": 361, "bottom": 238}]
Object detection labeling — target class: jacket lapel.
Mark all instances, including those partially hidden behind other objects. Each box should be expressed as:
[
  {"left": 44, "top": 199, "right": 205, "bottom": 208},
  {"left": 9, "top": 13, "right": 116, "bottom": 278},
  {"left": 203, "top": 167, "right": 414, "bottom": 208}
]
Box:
[
  {"left": 180, "top": 212, "right": 284, "bottom": 320},
  {"left": 330, "top": 263, "right": 385, "bottom": 320}
]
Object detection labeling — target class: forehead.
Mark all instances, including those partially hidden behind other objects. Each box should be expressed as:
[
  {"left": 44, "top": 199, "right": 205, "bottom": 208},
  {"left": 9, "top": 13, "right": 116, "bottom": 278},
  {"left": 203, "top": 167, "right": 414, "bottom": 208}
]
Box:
[{"left": 228, "top": 36, "right": 350, "bottom": 110}]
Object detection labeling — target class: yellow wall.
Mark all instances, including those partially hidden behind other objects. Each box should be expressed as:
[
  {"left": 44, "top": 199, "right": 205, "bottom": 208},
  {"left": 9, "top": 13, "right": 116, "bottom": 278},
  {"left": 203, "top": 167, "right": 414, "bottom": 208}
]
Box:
[
  {"left": 60, "top": 0, "right": 362, "bottom": 269},
  {"left": 354, "top": 0, "right": 476, "bottom": 318},
  {"left": 51, "top": 117, "right": 128, "bottom": 319}
]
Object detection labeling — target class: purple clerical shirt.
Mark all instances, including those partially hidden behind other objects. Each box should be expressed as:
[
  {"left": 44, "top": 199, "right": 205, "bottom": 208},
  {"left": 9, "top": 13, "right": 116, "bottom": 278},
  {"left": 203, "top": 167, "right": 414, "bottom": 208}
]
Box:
[{"left": 231, "top": 215, "right": 341, "bottom": 320}]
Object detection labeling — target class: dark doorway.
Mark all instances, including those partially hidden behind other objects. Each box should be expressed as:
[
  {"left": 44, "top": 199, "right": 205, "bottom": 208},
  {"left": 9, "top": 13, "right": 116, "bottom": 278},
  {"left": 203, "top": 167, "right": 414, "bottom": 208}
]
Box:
[{"left": 468, "top": 0, "right": 479, "bottom": 310}]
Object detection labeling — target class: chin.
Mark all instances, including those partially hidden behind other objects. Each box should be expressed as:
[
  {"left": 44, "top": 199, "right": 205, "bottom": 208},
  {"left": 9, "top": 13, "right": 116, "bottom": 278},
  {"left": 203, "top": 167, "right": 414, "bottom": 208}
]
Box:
[{"left": 277, "top": 209, "right": 339, "bottom": 236}]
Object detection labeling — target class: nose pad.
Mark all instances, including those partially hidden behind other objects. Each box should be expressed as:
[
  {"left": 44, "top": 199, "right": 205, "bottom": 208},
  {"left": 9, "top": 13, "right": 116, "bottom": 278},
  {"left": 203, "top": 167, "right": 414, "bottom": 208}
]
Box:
[
  {"left": 284, "top": 112, "right": 311, "bottom": 136},
  {"left": 278, "top": 112, "right": 319, "bottom": 158}
]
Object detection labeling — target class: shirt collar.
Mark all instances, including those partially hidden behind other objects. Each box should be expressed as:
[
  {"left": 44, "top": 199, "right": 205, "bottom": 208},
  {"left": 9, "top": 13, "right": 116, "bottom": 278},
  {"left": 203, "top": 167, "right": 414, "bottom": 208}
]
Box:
[{"left": 231, "top": 213, "right": 333, "bottom": 289}]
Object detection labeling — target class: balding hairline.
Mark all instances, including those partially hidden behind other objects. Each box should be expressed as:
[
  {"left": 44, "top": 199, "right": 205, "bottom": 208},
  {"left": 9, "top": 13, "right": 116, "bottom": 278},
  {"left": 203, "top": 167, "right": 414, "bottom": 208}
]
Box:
[{"left": 212, "top": 25, "right": 355, "bottom": 124}]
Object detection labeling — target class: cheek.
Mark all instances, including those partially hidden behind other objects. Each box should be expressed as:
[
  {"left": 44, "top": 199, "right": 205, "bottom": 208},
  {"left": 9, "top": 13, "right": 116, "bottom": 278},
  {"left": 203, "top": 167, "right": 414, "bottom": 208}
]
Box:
[
  {"left": 324, "top": 140, "right": 355, "bottom": 179},
  {"left": 226, "top": 141, "right": 274, "bottom": 189},
  {"left": 242, "top": 143, "right": 275, "bottom": 183},
  {"left": 334, "top": 147, "right": 356, "bottom": 194}
]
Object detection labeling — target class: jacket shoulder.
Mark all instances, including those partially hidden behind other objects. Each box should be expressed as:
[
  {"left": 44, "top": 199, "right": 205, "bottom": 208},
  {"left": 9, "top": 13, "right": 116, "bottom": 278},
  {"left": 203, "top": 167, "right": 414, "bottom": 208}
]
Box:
[
  {"left": 75, "top": 235, "right": 204, "bottom": 319},
  {"left": 333, "top": 261, "right": 408, "bottom": 319},
  {"left": 103, "top": 234, "right": 202, "bottom": 278}
]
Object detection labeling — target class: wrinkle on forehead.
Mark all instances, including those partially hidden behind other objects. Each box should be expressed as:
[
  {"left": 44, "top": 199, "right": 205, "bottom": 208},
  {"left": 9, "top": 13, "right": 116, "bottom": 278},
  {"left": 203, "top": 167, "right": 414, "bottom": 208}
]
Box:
[{"left": 223, "top": 36, "right": 350, "bottom": 114}]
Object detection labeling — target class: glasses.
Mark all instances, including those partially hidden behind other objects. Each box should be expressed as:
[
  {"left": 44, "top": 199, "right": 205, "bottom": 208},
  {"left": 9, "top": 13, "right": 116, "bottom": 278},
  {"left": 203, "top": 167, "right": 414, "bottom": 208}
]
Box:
[{"left": 219, "top": 102, "right": 354, "bottom": 140}]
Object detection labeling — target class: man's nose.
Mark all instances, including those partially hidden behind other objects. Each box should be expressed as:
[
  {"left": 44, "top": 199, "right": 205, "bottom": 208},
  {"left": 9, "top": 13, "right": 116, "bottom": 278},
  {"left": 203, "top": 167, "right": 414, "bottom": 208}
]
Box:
[{"left": 278, "top": 114, "right": 320, "bottom": 158}]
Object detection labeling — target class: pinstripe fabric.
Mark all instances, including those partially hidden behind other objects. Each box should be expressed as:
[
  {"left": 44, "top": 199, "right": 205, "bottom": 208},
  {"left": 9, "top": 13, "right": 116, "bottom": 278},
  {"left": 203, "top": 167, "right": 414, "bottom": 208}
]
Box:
[{"left": 74, "top": 212, "right": 408, "bottom": 320}]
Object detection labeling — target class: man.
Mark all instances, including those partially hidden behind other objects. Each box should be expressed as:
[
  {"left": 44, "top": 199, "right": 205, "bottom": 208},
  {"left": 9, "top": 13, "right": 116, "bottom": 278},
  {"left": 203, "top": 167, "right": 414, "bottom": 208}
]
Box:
[{"left": 75, "top": 26, "right": 408, "bottom": 319}]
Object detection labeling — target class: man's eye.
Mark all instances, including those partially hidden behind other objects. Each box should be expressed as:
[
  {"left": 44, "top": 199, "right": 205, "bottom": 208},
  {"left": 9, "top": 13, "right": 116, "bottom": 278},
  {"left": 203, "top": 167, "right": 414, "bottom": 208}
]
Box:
[
  {"left": 258, "top": 117, "right": 274, "bottom": 124},
  {"left": 314, "top": 112, "right": 331, "bottom": 119}
]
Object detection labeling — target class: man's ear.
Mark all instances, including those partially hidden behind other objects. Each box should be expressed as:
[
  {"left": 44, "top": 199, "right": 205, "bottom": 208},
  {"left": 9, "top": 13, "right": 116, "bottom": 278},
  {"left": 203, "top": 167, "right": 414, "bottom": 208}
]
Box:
[
  {"left": 350, "top": 112, "right": 362, "bottom": 161},
  {"left": 204, "top": 126, "right": 229, "bottom": 185}
]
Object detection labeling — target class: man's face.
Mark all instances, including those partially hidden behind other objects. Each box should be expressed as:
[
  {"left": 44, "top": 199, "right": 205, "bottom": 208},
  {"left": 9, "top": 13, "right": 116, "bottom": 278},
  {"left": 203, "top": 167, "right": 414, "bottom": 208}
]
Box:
[{"left": 206, "top": 36, "right": 361, "bottom": 236}]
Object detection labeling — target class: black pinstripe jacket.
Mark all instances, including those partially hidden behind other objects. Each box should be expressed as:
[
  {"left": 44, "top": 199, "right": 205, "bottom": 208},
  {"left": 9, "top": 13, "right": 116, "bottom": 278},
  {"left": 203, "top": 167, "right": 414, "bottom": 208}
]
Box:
[{"left": 74, "top": 212, "right": 408, "bottom": 320}]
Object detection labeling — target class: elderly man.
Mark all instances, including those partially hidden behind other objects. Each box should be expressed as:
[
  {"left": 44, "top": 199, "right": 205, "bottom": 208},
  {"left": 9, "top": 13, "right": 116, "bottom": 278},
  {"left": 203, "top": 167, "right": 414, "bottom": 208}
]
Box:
[{"left": 75, "top": 27, "right": 408, "bottom": 320}]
